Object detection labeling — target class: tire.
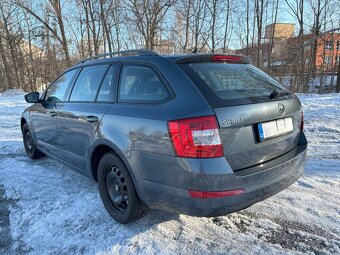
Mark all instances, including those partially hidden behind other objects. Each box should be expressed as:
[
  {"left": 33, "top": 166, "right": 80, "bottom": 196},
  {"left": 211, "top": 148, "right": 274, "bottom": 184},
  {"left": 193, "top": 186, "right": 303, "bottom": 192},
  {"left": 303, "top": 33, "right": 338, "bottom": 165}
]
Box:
[
  {"left": 22, "top": 123, "right": 45, "bottom": 159},
  {"left": 98, "top": 152, "right": 147, "bottom": 224}
]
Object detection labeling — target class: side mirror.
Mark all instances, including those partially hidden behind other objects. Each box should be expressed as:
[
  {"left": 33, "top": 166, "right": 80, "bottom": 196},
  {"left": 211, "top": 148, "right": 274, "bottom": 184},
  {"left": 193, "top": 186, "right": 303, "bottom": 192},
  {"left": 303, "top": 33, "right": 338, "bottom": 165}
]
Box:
[{"left": 24, "top": 92, "right": 40, "bottom": 103}]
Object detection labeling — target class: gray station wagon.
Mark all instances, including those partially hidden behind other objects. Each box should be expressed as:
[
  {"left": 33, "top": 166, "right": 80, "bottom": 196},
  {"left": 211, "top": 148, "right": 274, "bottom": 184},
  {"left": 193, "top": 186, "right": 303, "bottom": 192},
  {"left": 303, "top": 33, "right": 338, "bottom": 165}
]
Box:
[{"left": 21, "top": 50, "right": 307, "bottom": 223}]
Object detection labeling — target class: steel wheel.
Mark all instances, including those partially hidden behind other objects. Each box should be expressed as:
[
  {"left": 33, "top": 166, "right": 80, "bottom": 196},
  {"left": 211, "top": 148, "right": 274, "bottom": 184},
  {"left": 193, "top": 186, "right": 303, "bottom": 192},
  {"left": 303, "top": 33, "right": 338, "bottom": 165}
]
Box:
[
  {"left": 98, "top": 152, "right": 147, "bottom": 223},
  {"left": 25, "top": 130, "right": 33, "bottom": 152},
  {"left": 22, "top": 123, "right": 44, "bottom": 159},
  {"left": 105, "top": 166, "right": 129, "bottom": 213}
]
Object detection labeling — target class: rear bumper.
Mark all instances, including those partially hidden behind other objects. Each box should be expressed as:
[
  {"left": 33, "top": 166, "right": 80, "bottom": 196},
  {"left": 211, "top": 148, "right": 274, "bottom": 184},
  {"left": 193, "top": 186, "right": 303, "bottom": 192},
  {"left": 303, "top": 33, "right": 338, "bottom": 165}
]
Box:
[{"left": 133, "top": 133, "right": 307, "bottom": 217}]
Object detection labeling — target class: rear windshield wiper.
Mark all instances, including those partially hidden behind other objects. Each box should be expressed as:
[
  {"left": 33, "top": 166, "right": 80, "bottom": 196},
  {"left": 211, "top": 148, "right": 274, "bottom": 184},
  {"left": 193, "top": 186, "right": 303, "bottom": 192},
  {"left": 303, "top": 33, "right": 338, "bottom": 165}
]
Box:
[{"left": 269, "top": 90, "right": 291, "bottom": 99}]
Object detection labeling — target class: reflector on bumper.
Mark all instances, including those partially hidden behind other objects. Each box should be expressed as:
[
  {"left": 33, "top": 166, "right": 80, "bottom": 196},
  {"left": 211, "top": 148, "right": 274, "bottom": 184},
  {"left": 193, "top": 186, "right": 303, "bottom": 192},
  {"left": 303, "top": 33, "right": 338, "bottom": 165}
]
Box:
[{"left": 188, "top": 189, "right": 245, "bottom": 199}]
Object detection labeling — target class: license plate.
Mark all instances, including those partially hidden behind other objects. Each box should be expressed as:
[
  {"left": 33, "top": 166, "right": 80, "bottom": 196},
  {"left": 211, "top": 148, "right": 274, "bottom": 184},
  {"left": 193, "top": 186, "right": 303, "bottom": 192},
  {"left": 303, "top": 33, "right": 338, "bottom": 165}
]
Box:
[{"left": 257, "top": 117, "right": 293, "bottom": 142}]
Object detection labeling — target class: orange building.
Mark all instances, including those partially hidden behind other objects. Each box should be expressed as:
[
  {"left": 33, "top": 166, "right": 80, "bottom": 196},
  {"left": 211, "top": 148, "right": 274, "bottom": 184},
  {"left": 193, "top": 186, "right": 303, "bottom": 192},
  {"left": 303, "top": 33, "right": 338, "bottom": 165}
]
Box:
[
  {"left": 236, "top": 23, "right": 340, "bottom": 73},
  {"left": 314, "top": 33, "right": 340, "bottom": 69},
  {"left": 265, "top": 23, "right": 295, "bottom": 39},
  {"left": 285, "top": 32, "right": 340, "bottom": 71}
]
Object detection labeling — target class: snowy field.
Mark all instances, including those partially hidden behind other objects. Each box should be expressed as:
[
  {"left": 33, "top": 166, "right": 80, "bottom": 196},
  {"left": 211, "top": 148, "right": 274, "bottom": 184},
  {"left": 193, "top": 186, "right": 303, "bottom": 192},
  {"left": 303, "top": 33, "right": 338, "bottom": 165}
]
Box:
[{"left": 0, "top": 90, "right": 339, "bottom": 255}]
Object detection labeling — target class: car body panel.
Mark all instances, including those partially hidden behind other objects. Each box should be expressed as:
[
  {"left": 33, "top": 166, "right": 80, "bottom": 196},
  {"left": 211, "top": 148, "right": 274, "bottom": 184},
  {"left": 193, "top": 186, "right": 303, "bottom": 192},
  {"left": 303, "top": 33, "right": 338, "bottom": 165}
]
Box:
[
  {"left": 56, "top": 102, "right": 112, "bottom": 169},
  {"left": 214, "top": 96, "right": 303, "bottom": 170},
  {"left": 135, "top": 133, "right": 307, "bottom": 216},
  {"left": 28, "top": 102, "right": 58, "bottom": 154}
]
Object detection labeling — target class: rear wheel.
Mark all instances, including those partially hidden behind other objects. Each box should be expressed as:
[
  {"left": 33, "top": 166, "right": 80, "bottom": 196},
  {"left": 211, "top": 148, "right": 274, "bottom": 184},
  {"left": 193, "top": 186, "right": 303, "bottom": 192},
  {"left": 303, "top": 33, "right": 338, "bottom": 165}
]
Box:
[
  {"left": 98, "top": 152, "right": 147, "bottom": 223},
  {"left": 22, "top": 123, "right": 44, "bottom": 159}
]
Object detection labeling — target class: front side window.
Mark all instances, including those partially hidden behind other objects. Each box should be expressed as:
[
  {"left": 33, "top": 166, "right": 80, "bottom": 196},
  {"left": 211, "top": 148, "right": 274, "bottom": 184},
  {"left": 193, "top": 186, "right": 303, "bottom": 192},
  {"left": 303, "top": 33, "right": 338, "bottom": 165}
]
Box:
[
  {"left": 45, "top": 69, "right": 77, "bottom": 102},
  {"left": 70, "top": 65, "right": 109, "bottom": 102},
  {"left": 118, "top": 65, "right": 170, "bottom": 102}
]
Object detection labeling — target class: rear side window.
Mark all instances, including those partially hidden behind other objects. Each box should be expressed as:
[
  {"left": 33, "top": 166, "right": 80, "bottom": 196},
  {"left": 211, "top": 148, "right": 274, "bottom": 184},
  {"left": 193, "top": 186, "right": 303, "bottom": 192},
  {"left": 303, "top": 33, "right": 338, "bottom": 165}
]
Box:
[
  {"left": 45, "top": 69, "right": 77, "bottom": 102},
  {"left": 70, "top": 65, "right": 108, "bottom": 102},
  {"left": 181, "top": 62, "right": 290, "bottom": 106},
  {"left": 118, "top": 65, "right": 169, "bottom": 103}
]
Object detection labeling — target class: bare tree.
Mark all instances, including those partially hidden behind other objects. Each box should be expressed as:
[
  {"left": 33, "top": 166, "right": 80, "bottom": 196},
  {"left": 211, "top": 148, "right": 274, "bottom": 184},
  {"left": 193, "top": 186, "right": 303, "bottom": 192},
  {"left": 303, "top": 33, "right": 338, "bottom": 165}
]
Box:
[
  {"left": 267, "top": 0, "right": 279, "bottom": 74},
  {"left": 0, "top": 1, "right": 24, "bottom": 89},
  {"left": 222, "top": 0, "right": 232, "bottom": 52},
  {"left": 255, "top": 0, "right": 265, "bottom": 67},
  {"left": 285, "top": 0, "right": 305, "bottom": 92},
  {"left": 125, "top": 0, "right": 174, "bottom": 50},
  {"left": 336, "top": 59, "right": 340, "bottom": 92},
  {"left": 206, "top": 0, "right": 218, "bottom": 52},
  {"left": 16, "top": 0, "right": 71, "bottom": 66},
  {"left": 0, "top": 0, "right": 339, "bottom": 93},
  {"left": 100, "top": 0, "right": 113, "bottom": 52}
]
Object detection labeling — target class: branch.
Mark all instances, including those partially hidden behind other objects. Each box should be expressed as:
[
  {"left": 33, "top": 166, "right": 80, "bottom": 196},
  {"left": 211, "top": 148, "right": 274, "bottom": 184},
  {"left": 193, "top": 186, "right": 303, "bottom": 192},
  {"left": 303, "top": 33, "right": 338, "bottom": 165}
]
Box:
[{"left": 15, "top": 1, "right": 63, "bottom": 45}]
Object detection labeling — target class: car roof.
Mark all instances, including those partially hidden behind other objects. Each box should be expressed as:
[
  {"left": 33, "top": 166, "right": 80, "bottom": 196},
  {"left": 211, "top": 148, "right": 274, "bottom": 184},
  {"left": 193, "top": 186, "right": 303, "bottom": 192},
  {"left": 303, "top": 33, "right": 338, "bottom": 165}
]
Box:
[{"left": 68, "top": 50, "right": 249, "bottom": 71}]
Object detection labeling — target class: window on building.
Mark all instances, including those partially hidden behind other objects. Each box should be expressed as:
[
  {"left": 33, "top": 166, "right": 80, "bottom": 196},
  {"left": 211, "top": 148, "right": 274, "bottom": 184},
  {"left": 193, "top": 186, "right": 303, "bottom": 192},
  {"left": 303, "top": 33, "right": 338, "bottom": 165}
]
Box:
[
  {"left": 324, "top": 41, "right": 333, "bottom": 50},
  {"left": 337, "top": 40, "right": 340, "bottom": 50},
  {"left": 324, "top": 56, "right": 332, "bottom": 65},
  {"left": 336, "top": 56, "right": 340, "bottom": 64}
]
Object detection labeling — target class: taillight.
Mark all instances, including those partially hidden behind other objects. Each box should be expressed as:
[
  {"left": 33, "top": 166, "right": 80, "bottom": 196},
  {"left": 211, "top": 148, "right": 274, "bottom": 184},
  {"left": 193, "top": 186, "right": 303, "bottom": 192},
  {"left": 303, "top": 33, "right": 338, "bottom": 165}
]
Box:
[
  {"left": 300, "top": 111, "right": 304, "bottom": 131},
  {"left": 167, "top": 116, "right": 224, "bottom": 158}
]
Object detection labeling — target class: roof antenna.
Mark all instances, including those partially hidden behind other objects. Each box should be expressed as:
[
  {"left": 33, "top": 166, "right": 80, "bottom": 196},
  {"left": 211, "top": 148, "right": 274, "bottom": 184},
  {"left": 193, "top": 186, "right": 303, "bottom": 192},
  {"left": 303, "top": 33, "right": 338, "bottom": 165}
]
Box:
[{"left": 192, "top": 46, "right": 197, "bottom": 53}]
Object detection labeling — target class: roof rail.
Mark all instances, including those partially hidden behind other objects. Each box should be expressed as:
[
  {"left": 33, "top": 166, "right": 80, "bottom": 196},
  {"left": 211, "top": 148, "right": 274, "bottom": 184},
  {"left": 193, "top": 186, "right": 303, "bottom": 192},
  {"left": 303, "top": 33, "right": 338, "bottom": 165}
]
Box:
[{"left": 76, "top": 49, "right": 159, "bottom": 65}]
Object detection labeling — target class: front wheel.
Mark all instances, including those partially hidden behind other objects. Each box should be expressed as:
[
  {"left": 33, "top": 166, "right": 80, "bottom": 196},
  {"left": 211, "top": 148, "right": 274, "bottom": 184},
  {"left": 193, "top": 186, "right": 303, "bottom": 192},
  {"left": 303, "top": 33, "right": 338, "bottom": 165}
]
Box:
[
  {"left": 22, "top": 123, "right": 45, "bottom": 159},
  {"left": 98, "top": 152, "right": 147, "bottom": 223}
]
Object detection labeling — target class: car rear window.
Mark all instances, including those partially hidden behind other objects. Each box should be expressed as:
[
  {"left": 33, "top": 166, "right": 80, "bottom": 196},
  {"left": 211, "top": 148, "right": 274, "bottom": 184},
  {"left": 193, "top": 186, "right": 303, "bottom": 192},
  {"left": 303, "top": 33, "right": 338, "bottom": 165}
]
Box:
[{"left": 180, "top": 62, "right": 290, "bottom": 107}]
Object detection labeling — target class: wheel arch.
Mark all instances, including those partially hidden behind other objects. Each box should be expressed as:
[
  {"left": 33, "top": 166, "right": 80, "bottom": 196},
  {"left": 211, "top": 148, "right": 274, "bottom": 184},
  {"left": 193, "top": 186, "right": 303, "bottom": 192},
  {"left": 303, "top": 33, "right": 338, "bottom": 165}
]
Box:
[
  {"left": 90, "top": 144, "right": 115, "bottom": 182},
  {"left": 88, "top": 141, "right": 141, "bottom": 196}
]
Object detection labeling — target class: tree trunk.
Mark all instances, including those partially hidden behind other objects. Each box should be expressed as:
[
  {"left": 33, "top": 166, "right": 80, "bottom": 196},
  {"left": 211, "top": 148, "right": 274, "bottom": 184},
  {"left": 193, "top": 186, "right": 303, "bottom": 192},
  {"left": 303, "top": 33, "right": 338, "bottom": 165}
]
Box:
[
  {"left": 0, "top": 36, "right": 11, "bottom": 90},
  {"left": 336, "top": 60, "right": 340, "bottom": 92},
  {"left": 223, "top": 0, "right": 230, "bottom": 52},
  {"left": 100, "top": 0, "right": 112, "bottom": 52},
  {"left": 183, "top": 0, "right": 191, "bottom": 52},
  {"left": 88, "top": 1, "right": 99, "bottom": 55},
  {"left": 267, "top": 0, "right": 279, "bottom": 74}
]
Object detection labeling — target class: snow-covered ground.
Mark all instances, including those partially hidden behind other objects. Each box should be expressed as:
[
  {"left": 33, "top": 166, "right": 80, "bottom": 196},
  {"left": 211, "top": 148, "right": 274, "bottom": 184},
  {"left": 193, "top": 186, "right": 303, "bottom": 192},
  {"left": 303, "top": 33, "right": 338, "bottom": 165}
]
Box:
[{"left": 0, "top": 90, "right": 339, "bottom": 255}]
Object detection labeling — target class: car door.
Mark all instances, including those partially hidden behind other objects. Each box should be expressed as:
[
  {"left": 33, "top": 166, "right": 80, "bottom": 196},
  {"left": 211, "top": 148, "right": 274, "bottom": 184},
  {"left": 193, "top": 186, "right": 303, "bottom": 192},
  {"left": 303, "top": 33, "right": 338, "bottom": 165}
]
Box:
[
  {"left": 30, "top": 69, "right": 78, "bottom": 154},
  {"left": 56, "top": 64, "right": 117, "bottom": 170}
]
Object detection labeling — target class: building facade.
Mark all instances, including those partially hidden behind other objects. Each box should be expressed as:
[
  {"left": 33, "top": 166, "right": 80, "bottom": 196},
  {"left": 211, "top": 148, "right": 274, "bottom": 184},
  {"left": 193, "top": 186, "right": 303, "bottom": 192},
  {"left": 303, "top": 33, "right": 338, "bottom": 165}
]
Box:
[{"left": 235, "top": 23, "right": 340, "bottom": 73}]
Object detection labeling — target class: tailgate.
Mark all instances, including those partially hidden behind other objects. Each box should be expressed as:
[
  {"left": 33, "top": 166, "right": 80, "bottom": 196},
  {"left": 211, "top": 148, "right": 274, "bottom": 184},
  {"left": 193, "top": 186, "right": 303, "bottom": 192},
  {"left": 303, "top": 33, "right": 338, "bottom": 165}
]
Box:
[{"left": 214, "top": 97, "right": 303, "bottom": 171}]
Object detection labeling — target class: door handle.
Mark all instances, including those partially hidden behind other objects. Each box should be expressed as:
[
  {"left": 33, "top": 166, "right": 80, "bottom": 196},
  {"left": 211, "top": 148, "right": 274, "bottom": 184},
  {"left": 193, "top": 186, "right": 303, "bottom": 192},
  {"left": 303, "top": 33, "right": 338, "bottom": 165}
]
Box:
[
  {"left": 48, "top": 111, "right": 57, "bottom": 117},
  {"left": 86, "top": 116, "right": 99, "bottom": 123}
]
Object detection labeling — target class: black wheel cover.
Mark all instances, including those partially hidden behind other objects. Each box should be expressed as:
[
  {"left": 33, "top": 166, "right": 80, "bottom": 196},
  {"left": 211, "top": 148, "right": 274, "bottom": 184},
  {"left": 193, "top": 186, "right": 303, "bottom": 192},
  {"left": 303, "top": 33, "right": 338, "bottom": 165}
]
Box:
[{"left": 105, "top": 166, "right": 129, "bottom": 213}]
